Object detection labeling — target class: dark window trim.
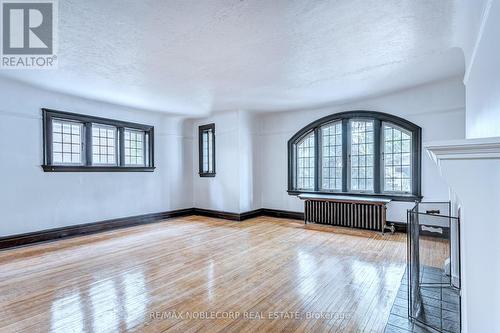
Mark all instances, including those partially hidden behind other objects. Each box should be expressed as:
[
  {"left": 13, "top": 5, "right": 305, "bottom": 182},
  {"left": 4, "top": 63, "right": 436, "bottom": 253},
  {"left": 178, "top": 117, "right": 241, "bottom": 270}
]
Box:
[
  {"left": 42, "top": 108, "right": 155, "bottom": 172},
  {"left": 198, "top": 123, "right": 216, "bottom": 177},
  {"left": 287, "top": 110, "right": 422, "bottom": 201}
]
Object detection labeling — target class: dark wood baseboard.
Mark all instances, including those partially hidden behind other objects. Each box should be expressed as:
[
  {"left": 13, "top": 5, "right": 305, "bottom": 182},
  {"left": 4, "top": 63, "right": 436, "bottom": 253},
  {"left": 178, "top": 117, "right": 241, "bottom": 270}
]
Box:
[
  {"left": 0, "top": 208, "right": 303, "bottom": 250},
  {"left": 5, "top": 207, "right": 404, "bottom": 250},
  {"left": 260, "top": 208, "right": 304, "bottom": 220},
  {"left": 192, "top": 208, "right": 243, "bottom": 221},
  {"left": 239, "top": 209, "right": 264, "bottom": 221},
  {"left": 0, "top": 208, "right": 193, "bottom": 250},
  {"left": 192, "top": 208, "right": 304, "bottom": 221},
  {"left": 387, "top": 221, "right": 450, "bottom": 238},
  {"left": 387, "top": 221, "right": 407, "bottom": 233}
]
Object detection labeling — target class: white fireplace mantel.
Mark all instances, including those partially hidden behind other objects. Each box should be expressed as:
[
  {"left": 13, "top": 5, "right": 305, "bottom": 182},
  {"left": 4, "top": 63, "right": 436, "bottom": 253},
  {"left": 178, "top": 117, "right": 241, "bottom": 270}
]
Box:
[
  {"left": 424, "top": 136, "right": 500, "bottom": 333},
  {"left": 425, "top": 137, "right": 500, "bottom": 162}
]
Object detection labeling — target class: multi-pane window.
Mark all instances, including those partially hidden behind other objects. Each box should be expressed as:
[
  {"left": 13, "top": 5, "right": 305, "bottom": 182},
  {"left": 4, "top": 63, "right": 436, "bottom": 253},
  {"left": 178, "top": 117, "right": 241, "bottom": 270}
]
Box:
[
  {"left": 43, "top": 109, "right": 154, "bottom": 172},
  {"left": 199, "top": 124, "right": 215, "bottom": 176},
  {"left": 320, "top": 122, "right": 342, "bottom": 191},
  {"left": 296, "top": 132, "right": 315, "bottom": 190},
  {"left": 383, "top": 124, "right": 412, "bottom": 193},
  {"left": 350, "top": 120, "right": 374, "bottom": 192},
  {"left": 52, "top": 119, "right": 83, "bottom": 165},
  {"left": 92, "top": 124, "right": 117, "bottom": 165},
  {"left": 288, "top": 111, "right": 421, "bottom": 199},
  {"left": 124, "top": 129, "right": 145, "bottom": 166}
]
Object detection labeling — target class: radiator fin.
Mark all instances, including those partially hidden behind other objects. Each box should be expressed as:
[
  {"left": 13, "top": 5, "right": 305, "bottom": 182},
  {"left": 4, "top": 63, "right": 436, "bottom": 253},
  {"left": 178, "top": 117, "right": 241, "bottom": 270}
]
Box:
[{"left": 304, "top": 201, "right": 385, "bottom": 231}]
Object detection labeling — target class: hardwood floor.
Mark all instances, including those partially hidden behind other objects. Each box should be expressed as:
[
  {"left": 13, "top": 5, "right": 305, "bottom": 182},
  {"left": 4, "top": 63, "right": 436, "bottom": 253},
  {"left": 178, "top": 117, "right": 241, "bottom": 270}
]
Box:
[{"left": 0, "top": 216, "right": 429, "bottom": 332}]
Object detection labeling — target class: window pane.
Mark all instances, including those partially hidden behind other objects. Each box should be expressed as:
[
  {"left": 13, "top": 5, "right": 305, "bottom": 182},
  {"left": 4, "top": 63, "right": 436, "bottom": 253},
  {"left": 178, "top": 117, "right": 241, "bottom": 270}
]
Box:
[
  {"left": 208, "top": 129, "right": 213, "bottom": 173},
  {"left": 201, "top": 129, "right": 214, "bottom": 173},
  {"left": 202, "top": 131, "right": 209, "bottom": 172},
  {"left": 53, "top": 153, "right": 62, "bottom": 163},
  {"left": 62, "top": 123, "right": 71, "bottom": 133},
  {"left": 124, "top": 129, "right": 145, "bottom": 166},
  {"left": 320, "top": 121, "right": 342, "bottom": 191},
  {"left": 52, "top": 119, "right": 83, "bottom": 165},
  {"left": 296, "top": 132, "right": 315, "bottom": 190},
  {"left": 350, "top": 120, "right": 374, "bottom": 191},
  {"left": 383, "top": 123, "right": 412, "bottom": 193},
  {"left": 200, "top": 126, "right": 215, "bottom": 174},
  {"left": 92, "top": 124, "right": 117, "bottom": 166}
]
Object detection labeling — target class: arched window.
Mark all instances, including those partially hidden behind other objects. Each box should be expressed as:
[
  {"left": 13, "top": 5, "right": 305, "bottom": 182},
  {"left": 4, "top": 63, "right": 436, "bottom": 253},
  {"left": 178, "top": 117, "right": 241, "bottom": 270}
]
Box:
[{"left": 288, "top": 111, "right": 421, "bottom": 200}]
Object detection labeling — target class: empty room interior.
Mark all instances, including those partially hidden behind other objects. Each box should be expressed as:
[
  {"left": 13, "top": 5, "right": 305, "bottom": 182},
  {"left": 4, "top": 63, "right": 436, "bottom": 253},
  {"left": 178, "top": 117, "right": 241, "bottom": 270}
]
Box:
[{"left": 1, "top": 1, "right": 499, "bottom": 332}]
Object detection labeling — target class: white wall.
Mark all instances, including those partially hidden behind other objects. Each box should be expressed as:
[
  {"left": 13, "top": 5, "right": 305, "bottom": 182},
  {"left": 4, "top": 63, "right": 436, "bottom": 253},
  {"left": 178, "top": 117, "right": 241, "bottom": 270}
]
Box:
[
  {"left": 191, "top": 112, "right": 240, "bottom": 213},
  {"left": 191, "top": 111, "right": 261, "bottom": 213},
  {"left": 463, "top": 0, "right": 500, "bottom": 139},
  {"left": 190, "top": 78, "right": 465, "bottom": 220},
  {"left": 426, "top": 138, "right": 500, "bottom": 333},
  {"left": 455, "top": 0, "right": 490, "bottom": 68},
  {"left": 443, "top": 158, "right": 500, "bottom": 333},
  {"left": 238, "top": 111, "right": 262, "bottom": 212},
  {"left": 443, "top": 1, "right": 500, "bottom": 331},
  {"left": 0, "top": 78, "right": 193, "bottom": 237},
  {"left": 259, "top": 77, "right": 466, "bottom": 221}
]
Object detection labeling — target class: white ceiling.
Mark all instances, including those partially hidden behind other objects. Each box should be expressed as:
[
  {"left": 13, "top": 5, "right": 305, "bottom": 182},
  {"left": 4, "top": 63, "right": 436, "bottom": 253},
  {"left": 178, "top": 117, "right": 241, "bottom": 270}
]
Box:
[{"left": 0, "top": 0, "right": 465, "bottom": 117}]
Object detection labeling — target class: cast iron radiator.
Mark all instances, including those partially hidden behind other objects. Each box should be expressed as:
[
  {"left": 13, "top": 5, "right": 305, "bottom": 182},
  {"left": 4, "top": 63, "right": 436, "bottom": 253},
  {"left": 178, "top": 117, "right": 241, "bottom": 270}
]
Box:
[{"left": 301, "top": 195, "right": 390, "bottom": 232}]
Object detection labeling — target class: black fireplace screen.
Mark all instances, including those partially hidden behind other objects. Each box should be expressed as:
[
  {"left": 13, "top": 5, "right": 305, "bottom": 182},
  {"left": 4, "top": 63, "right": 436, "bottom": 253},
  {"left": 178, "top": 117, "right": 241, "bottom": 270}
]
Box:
[{"left": 407, "top": 202, "right": 461, "bottom": 332}]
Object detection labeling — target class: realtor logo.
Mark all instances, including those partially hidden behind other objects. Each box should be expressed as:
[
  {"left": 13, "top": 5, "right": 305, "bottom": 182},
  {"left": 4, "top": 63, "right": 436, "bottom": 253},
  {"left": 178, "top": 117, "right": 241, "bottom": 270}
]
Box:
[{"left": 1, "top": 0, "right": 57, "bottom": 68}]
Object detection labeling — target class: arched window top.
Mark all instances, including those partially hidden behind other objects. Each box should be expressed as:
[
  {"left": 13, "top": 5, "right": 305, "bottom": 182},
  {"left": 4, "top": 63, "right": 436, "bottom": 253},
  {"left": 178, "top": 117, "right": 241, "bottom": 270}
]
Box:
[{"left": 288, "top": 111, "right": 422, "bottom": 201}]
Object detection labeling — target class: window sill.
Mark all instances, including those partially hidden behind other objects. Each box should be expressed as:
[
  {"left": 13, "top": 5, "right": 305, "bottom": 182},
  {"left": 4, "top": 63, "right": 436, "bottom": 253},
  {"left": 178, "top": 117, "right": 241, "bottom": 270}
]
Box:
[
  {"left": 42, "top": 165, "right": 155, "bottom": 172},
  {"left": 287, "top": 190, "right": 422, "bottom": 202},
  {"left": 199, "top": 173, "right": 216, "bottom": 178}
]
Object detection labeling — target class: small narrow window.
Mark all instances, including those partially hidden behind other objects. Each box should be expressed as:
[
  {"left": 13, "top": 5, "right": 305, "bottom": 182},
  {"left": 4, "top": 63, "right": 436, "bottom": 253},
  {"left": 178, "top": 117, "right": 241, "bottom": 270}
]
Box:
[
  {"left": 199, "top": 124, "right": 215, "bottom": 177},
  {"left": 52, "top": 119, "right": 83, "bottom": 165},
  {"left": 42, "top": 109, "right": 154, "bottom": 172},
  {"left": 92, "top": 124, "right": 117, "bottom": 166},
  {"left": 296, "top": 132, "right": 315, "bottom": 190}
]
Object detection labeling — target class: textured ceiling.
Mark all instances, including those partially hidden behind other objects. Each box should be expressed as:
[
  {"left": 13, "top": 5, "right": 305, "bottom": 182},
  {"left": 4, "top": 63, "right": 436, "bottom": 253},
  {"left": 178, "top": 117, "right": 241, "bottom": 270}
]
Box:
[{"left": 0, "top": 0, "right": 464, "bottom": 116}]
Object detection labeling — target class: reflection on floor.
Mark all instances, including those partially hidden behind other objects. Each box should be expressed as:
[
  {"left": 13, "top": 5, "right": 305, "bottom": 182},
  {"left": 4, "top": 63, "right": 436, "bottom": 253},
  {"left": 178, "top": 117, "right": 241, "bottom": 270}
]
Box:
[
  {"left": 0, "top": 216, "right": 415, "bottom": 332},
  {"left": 385, "top": 267, "right": 460, "bottom": 333}
]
